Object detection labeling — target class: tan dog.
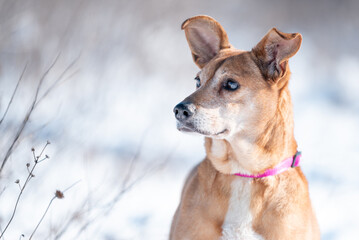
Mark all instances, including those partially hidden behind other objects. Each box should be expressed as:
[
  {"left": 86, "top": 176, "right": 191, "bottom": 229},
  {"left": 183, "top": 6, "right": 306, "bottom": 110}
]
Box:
[{"left": 170, "top": 16, "right": 319, "bottom": 240}]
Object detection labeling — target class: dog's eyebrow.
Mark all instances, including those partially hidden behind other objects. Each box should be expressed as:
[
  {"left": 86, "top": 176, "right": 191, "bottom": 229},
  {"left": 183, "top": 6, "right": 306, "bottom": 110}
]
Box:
[{"left": 202, "top": 59, "right": 226, "bottom": 82}]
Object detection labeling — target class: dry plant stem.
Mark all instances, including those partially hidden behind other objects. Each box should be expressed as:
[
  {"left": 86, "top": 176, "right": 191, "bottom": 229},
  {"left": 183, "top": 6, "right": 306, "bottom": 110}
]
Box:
[
  {"left": 29, "top": 197, "right": 56, "bottom": 240},
  {"left": 28, "top": 180, "right": 81, "bottom": 240},
  {"left": 55, "top": 145, "right": 143, "bottom": 239},
  {"left": 121, "top": 134, "right": 146, "bottom": 190},
  {"left": 0, "top": 63, "right": 27, "bottom": 125},
  {"left": 54, "top": 135, "right": 172, "bottom": 239},
  {"left": 0, "top": 143, "right": 49, "bottom": 239},
  {"left": 104, "top": 148, "right": 174, "bottom": 214},
  {"left": 52, "top": 212, "right": 79, "bottom": 240},
  {"left": 0, "top": 225, "right": 4, "bottom": 240},
  {"left": 0, "top": 187, "right": 6, "bottom": 198},
  {"left": 17, "top": 67, "right": 80, "bottom": 141},
  {"left": 0, "top": 54, "right": 60, "bottom": 174},
  {"left": 73, "top": 149, "right": 174, "bottom": 239},
  {"left": 0, "top": 53, "right": 78, "bottom": 174},
  {"left": 35, "top": 54, "right": 80, "bottom": 107}
]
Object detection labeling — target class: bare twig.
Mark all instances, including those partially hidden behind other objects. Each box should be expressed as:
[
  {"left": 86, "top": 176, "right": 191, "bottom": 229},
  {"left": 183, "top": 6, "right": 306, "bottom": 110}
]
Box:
[
  {"left": 0, "top": 142, "right": 50, "bottom": 239},
  {"left": 0, "top": 63, "right": 27, "bottom": 125},
  {"left": 29, "top": 197, "right": 56, "bottom": 240},
  {"left": 0, "top": 54, "right": 60, "bottom": 174},
  {"left": 18, "top": 68, "right": 79, "bottom": 142},
  {"left": 53, "top": 210, "right": 83, "bottom": 240},
  {"left": 0, "top": 186, "right": 6, "bottom": 198},
  {"left": 121, "top": 133, "right": 146, "bottom": 190},
  {"left": 35, "top": 54, "right": 80, "bottom": 106},
  {"left": 0, "top": 53, "right": 79, "bottom": 174},
  {"left": 0, "top": 225, "right": 4, "bottom": 240},
  {"left": 37, "top": 141, "right": 50, "bottom": 160},
  {"left": 103, "top": 148, "right": 174, "bottom": 214},
  {"left": 28, "top": 180, "right": 81, "bottom": 240},
  {"left": 54, "top": 135, "right": 175, "bottom": 240},
  {"left": 54, "top": 140, "right": 146, "bottom": 240},
  {"left": 72, "top": 148, "right": 175, "bottom": 239}
]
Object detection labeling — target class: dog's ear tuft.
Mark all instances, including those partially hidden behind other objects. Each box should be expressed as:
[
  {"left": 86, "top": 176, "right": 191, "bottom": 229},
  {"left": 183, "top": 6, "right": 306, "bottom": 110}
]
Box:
[
  {"left": 182, "top": 15, "right": 231, "bottom": 68},
  {"left": 252, "top": 28, "right": 302, "bottom": 83}
]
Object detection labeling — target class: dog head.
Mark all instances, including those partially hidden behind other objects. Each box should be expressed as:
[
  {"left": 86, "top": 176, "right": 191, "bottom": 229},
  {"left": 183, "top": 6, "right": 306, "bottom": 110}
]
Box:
[{"left": 174, "top": 15, "right": 302, "bottom": 141}]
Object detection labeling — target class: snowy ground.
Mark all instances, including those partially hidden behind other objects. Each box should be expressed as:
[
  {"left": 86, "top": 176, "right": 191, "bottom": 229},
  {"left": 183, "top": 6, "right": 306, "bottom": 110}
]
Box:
[{"left": 0, "top": 0, "right": 359, "bottom": 239}]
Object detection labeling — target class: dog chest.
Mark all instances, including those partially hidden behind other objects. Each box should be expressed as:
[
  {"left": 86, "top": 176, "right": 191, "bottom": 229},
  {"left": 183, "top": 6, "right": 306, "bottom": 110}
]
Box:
[{"left": 220, "top": 178, "right": 264, "bottom": 240}]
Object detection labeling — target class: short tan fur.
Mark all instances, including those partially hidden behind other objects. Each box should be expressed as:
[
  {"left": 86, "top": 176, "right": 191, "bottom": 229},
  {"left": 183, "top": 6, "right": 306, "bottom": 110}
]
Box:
[{"left": 170, "top": 15, "right": 319, "bottom": 240}]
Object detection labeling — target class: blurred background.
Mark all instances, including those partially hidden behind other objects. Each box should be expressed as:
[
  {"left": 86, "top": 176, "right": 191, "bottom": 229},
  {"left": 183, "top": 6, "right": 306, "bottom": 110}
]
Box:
[{"left": 0, "top": 0, "right": 358, "bottom": 239}]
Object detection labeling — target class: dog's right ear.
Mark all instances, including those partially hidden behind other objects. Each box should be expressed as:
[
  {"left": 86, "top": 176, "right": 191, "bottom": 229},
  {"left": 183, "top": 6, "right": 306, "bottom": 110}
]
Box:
[{"left": 181, "top": 15, "right": 231, "bottom": 68}]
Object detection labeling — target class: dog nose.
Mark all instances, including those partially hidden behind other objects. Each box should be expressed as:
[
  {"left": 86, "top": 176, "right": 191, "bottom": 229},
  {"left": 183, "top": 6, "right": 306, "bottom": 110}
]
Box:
[{"left": 173, "top": 103, "right": 195, "bottom": 121}]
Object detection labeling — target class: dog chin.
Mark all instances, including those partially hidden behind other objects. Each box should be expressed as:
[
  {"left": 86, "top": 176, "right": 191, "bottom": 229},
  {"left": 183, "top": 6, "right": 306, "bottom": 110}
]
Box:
[
  {"left": 177, "top": 123, "right": 228, "bottom": 138},
  {"left": 176, "top": 123, "right": 199, "bottom": 135}
]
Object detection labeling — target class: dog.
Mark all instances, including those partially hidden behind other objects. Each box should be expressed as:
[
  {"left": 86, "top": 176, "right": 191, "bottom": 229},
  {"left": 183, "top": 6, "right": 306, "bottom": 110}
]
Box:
[{"left": 170, "top": 15, "right": 320, "bottom": 240}]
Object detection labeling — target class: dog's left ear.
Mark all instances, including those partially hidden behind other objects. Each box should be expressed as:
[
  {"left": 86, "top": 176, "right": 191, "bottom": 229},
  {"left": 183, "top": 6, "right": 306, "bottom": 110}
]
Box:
[
  {"left": 181, "top": 15, "right": 231, "bottom": 68},
  {"left": 252, "top": 28, "right": 302, "bottom": 85}
]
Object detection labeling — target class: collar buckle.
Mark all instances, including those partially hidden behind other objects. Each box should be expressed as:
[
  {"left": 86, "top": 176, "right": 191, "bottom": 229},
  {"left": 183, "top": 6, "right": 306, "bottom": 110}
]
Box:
[{"left": 291, "top": 151, "right": 301, "bottom": 168}]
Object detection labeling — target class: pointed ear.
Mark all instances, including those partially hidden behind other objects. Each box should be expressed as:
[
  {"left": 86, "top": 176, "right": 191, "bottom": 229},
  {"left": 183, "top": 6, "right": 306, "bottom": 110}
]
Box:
[
  {"left": 252, "top": 28, "right": 302, "bottom": 83},
  {"left": 181, "top": 15, "right": 231, "bottom": 68}
]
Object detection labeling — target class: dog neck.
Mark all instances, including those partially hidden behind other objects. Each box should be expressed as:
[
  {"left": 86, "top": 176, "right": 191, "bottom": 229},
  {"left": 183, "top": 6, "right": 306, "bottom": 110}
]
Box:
[{"left": 205, "top": 85, "right": 298, "bottom": 175}]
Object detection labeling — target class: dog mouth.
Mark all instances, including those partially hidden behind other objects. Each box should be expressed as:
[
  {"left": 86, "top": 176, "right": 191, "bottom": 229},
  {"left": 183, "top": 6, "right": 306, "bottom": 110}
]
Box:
[{"left": 177, "top": 122, "right": 228, "bottom": 136}]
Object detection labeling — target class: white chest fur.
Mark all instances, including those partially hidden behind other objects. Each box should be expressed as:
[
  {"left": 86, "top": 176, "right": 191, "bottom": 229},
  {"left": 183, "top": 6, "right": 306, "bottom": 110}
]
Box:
[{"left": 221, "top": 178, "right": 264, "bottom": 240}]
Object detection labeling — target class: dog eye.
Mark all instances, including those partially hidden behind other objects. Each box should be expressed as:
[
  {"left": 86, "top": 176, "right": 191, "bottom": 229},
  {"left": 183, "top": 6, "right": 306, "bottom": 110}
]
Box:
[
  {"left": 223, "top": 79, "right": 239, "bottom": 91},
  {"left": 195, "top": 76, "right": 201, "bottom": 88}
]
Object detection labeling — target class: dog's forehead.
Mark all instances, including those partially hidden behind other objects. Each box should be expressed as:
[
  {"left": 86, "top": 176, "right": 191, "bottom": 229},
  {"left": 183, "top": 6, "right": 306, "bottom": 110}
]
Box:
[{"left": 200, "top": 50, "right": 257, "bottom": 82}]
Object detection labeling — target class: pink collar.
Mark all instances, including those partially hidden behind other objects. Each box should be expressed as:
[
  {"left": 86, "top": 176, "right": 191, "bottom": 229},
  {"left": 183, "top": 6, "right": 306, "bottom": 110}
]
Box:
[{"left": 234, "top": 151, "right": 301, "bottom": 178}]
